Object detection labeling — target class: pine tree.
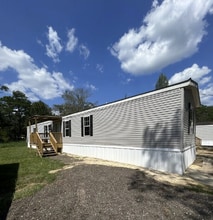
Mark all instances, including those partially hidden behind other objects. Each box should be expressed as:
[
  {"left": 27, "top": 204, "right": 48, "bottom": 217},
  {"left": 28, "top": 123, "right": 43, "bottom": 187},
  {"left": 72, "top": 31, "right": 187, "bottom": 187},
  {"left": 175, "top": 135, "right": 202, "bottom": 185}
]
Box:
[{"left": 155, "top": 73, "right": 168, "bottom": 89}]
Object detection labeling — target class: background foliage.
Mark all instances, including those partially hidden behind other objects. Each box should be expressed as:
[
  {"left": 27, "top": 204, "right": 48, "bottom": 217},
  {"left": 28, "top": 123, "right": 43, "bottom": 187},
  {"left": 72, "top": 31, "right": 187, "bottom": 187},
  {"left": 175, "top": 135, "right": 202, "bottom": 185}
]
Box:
[{"left": 155, "top": 73, "right": 169, "bottom": 89}]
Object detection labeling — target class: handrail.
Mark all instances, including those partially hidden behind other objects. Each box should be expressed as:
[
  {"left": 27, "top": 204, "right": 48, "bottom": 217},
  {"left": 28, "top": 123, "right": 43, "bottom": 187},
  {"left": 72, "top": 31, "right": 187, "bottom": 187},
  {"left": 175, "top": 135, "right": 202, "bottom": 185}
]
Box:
[
  {"left": 49, "top": 132, "right": 57, "bottom": 153},
  {"left": 29, "top": 131, "right": 62, "bottom": 156},
  {"left": 51, "top": 132, "right": 62, "bottom": 144},
  {"left": 30, "top": 132, "right": 43, "bottom": 157},
  {"left": 50, "top": 132, "right": 63, "bottom": 152},
  {"left": 30, "top": 132, "right": 36, "bottom": 145},
  {"left": 196, "top": 136, "right": 201, "bottom": 147},
  {"left": 35, "top": 132, "right": 43, "bottom": 157}
]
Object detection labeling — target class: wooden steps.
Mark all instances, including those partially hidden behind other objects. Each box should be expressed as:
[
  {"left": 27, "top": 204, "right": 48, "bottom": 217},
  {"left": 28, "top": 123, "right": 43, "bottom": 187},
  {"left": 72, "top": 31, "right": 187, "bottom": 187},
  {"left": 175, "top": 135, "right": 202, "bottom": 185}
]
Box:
[
  {"left": 31, "top": 132, "right": 61, "bottom": 157},
  {"left": 37, "top": 143, "right": 58, "bottom": 157},
  {"left": 42, "top": 143, "right": 57, "bottom": 157}
]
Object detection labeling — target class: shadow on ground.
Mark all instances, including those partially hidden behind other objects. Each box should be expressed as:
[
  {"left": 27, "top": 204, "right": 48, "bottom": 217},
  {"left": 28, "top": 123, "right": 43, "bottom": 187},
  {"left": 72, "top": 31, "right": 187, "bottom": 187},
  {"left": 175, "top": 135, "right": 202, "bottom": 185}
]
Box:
[
  {"left": 128, "top": 169, "right": 213, "bottom": 218},
  {"left": 184, "top": 148, "right": 213, "bottom": 187},
  {"left": 0, "top": 163, "right": 19, "bottom": 220}
]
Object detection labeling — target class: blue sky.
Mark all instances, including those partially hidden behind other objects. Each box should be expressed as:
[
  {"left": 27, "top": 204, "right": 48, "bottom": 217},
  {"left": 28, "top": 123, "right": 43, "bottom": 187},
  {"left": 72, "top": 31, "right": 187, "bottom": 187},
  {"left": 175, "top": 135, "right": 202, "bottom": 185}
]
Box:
[{"left": 0, "top": 0, "right": 213, "bottom": 107}]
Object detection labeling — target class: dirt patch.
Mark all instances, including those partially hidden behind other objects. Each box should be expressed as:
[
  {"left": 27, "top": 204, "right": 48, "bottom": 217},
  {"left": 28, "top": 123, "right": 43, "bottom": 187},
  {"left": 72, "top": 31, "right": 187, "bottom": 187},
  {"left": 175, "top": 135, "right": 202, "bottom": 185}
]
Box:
[
  {"left": 6, "top": 148, "right": 213, "bottom": 220},
  {"left": 49, "top": 148, "right": 213, "bottom": 190}
]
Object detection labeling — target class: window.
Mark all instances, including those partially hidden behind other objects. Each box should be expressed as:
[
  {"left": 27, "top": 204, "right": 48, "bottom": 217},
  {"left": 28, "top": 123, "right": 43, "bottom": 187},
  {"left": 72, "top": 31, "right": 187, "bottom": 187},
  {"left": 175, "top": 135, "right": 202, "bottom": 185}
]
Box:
[
  {"left": 188, "top": 102, "right": 194, "bottom": 134},
  {"left": 48, "top": 124, "right": 52, "bottom": 132},
  {"left": 81, "top": 115, "right": 93, "bottom": 136},
  {"left": 63, "top": 120, "right": 71, "bottom": 137},
  {"left": 44, "top": 125, "right": 52, "bottom": 137},
  {"left": 44, "top": 125, "right": 48, "bottom": 137}
]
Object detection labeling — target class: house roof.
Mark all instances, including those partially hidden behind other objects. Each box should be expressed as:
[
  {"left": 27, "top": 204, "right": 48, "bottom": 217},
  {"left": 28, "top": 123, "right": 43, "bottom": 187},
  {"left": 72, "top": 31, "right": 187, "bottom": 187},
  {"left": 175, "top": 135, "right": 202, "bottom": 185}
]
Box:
[
  {"left": 29, "top": 115, "right": 62, "bottom": 123},
  {"left": 63, "top": 78, "right": 201, "bottom": 119},
  {"left": 187, "top": 79, "right": 201, "bottom": 107}
]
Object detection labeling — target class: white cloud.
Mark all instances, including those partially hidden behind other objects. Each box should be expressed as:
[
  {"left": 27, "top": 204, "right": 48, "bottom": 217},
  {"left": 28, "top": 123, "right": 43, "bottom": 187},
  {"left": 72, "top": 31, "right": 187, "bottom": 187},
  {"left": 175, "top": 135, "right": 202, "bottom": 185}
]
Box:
[
  {"left": 0, "top": 42, "right": 34, "bottom": 71},
  {"left": 199, "top": 83, "right": 213, "bottom": 105},
  {"left": 110, "top": 0, "right": 213, "bottom": 75},
  {"left": 210, "top": 6, "right": 213, "bottom": 14},
  {"left": 121, "top": 77, "right": 133, "bottom": 85},
  {"left": 169, "top": 64, "right": 211, "bottom": 85},
  {"left": 79, "top": 44, "right": 90, "bottom": 60},
  {"left": 152, "top": 0, "right": 159, "bottom": 8},
  {"left": 85, "top": 82, "right": 97, "bottom": 91},
  {"left": 169, "top": 64, "right": 213, "bottom": 105},
  {"left": 199, "top": 76, "right": 212, "bottom": 85},
  {"left": 0, "top": 42, "right": 72, "bottom": 101},
  {"left": 46, "top": 26, "right": 63, "bottom": 63},
  {"left": 43, "top": 27, "right": 89, "bottom": 63},
  {"left": 96, "top": 64, "right": 104, "bottom": 73},
  {"left": 36, "top": 39, "right": 44, "bottom": 47},
  {"left": 125, "top": 78, "right": 132, "bottom": 84},
  {"left": 66, "top": 28, "right": 78, "bottom": 53}
]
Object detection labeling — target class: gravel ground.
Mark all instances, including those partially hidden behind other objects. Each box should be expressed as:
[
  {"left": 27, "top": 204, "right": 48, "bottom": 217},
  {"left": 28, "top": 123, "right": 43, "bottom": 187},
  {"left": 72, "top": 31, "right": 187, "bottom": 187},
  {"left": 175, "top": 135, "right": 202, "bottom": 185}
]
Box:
[{"left": 6, "top": 152, "right": 213, "bottom": 220}]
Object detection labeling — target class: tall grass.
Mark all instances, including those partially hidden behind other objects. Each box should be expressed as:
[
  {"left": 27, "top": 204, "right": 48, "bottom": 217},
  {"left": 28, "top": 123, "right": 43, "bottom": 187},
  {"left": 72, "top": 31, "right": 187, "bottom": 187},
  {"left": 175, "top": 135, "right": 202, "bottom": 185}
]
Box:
[{"left": 0, "top": 141, "right": 64, "bottom": 200}]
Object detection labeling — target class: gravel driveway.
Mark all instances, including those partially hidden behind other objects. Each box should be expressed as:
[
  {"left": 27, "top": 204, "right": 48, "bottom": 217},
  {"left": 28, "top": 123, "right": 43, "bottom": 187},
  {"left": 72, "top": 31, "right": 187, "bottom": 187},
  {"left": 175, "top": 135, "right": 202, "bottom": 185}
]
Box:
[{"left": 6, "top": 152, "right": 213, "bottom": 220}]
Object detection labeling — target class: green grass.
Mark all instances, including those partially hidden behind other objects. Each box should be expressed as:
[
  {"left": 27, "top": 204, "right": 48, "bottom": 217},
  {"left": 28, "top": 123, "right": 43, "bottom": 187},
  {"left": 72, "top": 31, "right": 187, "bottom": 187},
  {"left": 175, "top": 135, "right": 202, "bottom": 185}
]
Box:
[
  {"left": 185, "top": 183, "right": 213, "bottom": 195},
  {"left": 0, "top": 141, "right": 64, "bottom": 216}
]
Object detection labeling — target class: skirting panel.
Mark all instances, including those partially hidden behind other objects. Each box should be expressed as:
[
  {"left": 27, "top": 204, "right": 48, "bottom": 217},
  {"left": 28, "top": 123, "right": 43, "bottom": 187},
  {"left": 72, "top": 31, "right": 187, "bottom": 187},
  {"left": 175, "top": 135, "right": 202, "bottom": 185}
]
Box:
[
  {"left": 182, "top": 146, "right": 196, "bottom": 171},
  {"left": 27, "top": 138, "right": 36, "bottom": 149},
  {"left": 62, "top": 144, "right": 196, "bottom": 174},
  {"left": 201, "top": 140, "right": 213, "bottom": 146},
  {"left": 27, "top": 143, "right": 37, "bottom": 149}
]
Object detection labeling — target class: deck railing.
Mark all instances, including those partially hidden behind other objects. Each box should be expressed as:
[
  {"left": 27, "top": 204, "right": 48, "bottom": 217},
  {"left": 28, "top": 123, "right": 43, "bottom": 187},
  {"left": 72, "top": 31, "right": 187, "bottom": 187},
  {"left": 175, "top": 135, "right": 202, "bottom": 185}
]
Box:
[
  {"left": 30, "top": 131, "right": 62, "bottom": 155},
  {"left": 49, "top": 133, "right": 57, "bottom": 153},
  {"left": 50, "top": 132, "right": 63, "bottom": 152},
  {"left": 30, "top": 132, "right": 43, "bottom": 156}
]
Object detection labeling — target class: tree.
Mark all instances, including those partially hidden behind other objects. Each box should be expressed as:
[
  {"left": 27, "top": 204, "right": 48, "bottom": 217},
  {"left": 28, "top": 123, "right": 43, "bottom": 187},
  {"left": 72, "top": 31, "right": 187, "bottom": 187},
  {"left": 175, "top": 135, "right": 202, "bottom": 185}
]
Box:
[
  {"left": 196, "top": 105, "right": 213, "bottom": 123},
  {"left": 54, "top": 88, "right": 96, "bottom": 116},
  {"left": 0, "top": 91, "right": 31, "bottom": 141},
  {"left": 30, "top": 101, "right": 52, "bottom": 116},
  {"left": 9, "top": 91, "right": 31, "bottom": 140},
  {"left": 0, "top": 85, "right": 9, "bottom": 92},
  {"left": 155, "top": 73, "right": 169, "bottom": 89}
]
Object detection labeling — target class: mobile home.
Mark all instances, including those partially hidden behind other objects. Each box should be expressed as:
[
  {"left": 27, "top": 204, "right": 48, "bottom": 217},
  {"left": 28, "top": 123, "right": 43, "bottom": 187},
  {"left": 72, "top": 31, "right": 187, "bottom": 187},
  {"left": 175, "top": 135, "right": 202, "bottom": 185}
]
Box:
[
  {"left": 61, "top": 79, "right": 200, "bottom": 174},
  {"left": 28, "top": 79, "right": 200, "bottom": 174},
  {"left": 196, "top": 122, "right": 213, "bottom": 147}
]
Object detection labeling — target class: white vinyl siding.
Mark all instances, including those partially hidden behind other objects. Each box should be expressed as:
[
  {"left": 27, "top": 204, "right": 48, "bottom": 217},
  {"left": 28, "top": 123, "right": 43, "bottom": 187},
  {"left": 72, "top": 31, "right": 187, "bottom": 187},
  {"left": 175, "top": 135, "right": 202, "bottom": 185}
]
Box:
[
  {"left": 183, "top": 88, "right": 196, "bottom": 148},
  {"left": 27, "top": 120, "right": 52, "bottom": 144},
  {"left": 196, "top": 125, "right": 213, "bottom": 146},
  {"left": 63, "top": 88, "right": 182, "bottom": 149}
]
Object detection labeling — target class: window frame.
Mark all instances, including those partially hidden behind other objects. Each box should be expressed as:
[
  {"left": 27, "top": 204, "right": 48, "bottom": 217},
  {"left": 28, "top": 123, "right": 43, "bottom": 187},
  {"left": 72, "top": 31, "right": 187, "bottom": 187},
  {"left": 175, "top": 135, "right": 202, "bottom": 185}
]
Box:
[
  {"left": 84, "top": 116, "right": 90, "bottom": 136},
  {"left": 81, "top": 115, "right": 93, "bottom": 137},
  {"left": 188, "top": 102, "right": 195, "bottom": 134},
  {"left": 44, "top": 125, "right": 48, "bottom": 137},
  {"left": 63, "top": 120, "right": 71, "bottom": 137}
]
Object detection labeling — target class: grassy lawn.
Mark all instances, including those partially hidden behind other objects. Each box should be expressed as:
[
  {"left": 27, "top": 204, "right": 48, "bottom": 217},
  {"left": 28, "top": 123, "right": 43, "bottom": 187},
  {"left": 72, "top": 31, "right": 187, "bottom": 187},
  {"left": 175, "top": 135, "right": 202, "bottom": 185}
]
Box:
[{"left": 0, "top": 141, "right": 64, "bottom": 217}]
